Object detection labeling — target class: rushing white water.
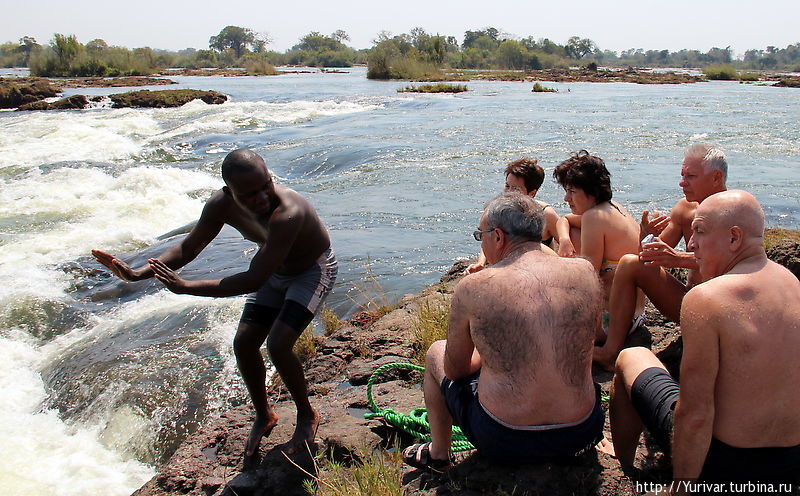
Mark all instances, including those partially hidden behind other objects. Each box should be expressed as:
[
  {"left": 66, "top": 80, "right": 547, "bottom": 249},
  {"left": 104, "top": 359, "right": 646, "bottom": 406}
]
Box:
[
  {"left": 0, "top": 94, "right": 381, "bottom": 495},
  {"left": 0, "top": 69, "right": 798, "bottom": 495}
]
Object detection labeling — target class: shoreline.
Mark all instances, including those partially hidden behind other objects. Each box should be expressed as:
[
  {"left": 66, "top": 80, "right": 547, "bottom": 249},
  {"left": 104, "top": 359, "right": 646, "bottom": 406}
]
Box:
[{"left": 132, "top": 229, "right": 799, "bottom": 496}]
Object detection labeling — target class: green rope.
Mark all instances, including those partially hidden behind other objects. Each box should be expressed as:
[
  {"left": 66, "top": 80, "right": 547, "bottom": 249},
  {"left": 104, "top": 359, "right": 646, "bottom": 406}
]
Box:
[{"left": 363, "top": 362, "right": 475, "bottom": 453}]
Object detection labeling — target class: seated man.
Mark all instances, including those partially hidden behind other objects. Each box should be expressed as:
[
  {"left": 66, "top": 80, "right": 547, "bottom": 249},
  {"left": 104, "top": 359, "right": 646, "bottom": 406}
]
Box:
[
  {"left": 404, "top": 192, "right": 604, "bottom": 469},
  {"left": 606, "top": 190, "right": 800, "bottom": 486},
  {"left": 593, "top": 144, "right": 728, "bottom": 369},
  {"left": 552, "top": 150, "right": 644, "bottom": 341},
  {"left": 466, "top": 157, "right": 559, "bottom": 273}
]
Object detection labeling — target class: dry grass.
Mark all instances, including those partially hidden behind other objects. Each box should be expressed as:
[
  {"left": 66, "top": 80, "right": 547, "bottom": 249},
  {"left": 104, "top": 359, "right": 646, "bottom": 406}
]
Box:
[
  {"left": 294, "top": 324, "right": 322, "bottom": 363},
  {"left": 348, "top": 262, "right": 395, "bottom": 317},
  {"left": 411, "top": 300, "right": 450, "bottom": 366},
  {"left": 303, "top": 446, "right": 405, "bottom": 496},
  {"left": 764, "top": 228, "right": 800, "bottom": 251},
  {"left": 320, "top": 306, "right": 343, "bottom": 336}
]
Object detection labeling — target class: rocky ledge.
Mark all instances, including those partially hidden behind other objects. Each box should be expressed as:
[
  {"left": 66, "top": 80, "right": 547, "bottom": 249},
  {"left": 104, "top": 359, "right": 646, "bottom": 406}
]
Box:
[
  {"left": 109, "top": 89, "right": 227, "bottom": 108},
  {"left": 133, "top": 234, "right": 799, "bottom": 496}
]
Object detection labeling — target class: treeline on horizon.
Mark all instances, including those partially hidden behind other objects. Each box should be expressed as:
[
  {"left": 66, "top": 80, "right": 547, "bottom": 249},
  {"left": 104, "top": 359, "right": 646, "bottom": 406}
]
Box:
[{"left": 1, "top": 26, "right": 799, "bottom": 79}]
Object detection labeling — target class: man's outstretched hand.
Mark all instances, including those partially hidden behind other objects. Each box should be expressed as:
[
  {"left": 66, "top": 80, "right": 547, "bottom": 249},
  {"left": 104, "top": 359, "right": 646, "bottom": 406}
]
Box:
[
  {"left": 92, "top": 249, "right": 142, "bottom": 282},
  {"left": 148, "top": 258, "right": 189, "bottom": 294},
  {"left": 640, "top": 210, "right": 670, "bottom": 240}
]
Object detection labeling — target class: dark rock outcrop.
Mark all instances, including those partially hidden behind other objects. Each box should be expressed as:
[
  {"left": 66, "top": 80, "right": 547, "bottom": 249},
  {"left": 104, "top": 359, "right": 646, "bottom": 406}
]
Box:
[
  {"left": 110, "top": 89, "right": 227, "bottom": 108},
  {"left": 767, "top": 239, "right": 800, "bottom": 279},
  {"left": 17, "top": 94, "right": 89, "bottom": 111},
  {"left": 0, "top": 78, "right": 61, "bottom": 109}
]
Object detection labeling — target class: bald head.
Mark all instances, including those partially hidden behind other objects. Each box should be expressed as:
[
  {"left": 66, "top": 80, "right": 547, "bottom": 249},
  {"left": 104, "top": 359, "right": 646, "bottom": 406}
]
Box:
[
  {"left": 697, "top": 190, "right": 765, "bottom": 240},
  {"left": 221, "top": 149, "right": 268, "bottom": 184}
]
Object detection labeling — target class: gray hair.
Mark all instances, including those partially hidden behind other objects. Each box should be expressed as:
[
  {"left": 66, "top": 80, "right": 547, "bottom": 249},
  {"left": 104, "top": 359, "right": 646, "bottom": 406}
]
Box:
[
  {"left": 685, "top": 143, "right": 728, "bottom": 181},
  {"left": 483, "top": 192, "right": 544, "bottom": 243}
]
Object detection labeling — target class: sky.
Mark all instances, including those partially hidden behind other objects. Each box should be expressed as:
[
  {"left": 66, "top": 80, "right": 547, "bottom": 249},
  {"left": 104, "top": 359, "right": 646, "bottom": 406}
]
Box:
[{"left": 3, "top": 0, "right": 799, "bottom": 57}]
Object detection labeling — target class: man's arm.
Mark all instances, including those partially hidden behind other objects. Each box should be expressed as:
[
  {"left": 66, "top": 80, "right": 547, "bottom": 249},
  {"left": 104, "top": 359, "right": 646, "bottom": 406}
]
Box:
[
  {"left": 671, "top": 286, "right": 720, "bottom": 487},
  {"left": 443, "top": 282, "right": 480, "bottom": 380},
  {"left": 150, "top": 205, "right": 301, "bottom": 297},
  {"left": 92, "top": 197, "right": 225, "bottom": 281}
]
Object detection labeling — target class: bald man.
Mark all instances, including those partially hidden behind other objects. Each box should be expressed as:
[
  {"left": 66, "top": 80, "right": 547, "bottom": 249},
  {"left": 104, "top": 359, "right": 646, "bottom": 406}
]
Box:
[
  {"left": 605, "top": 190, "right": 800, "bottom": 487},
  {"left": 92, "top": 149, "right": 336, "bottom": 456},
  {"left": 593, "top": 144, "right": 728, "bottom": 370}
]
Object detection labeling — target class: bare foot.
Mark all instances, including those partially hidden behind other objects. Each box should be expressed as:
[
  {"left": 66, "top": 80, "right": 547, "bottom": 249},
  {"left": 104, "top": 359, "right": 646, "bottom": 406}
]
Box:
[
  {"left": 286, "top": 408, "right": 320, "bottom": 455},
  {"left": 596, "top": 437, "right": 616, "bottom": 457},
  {"left": 592, "top": 345, "right": 618, "bottom": 372},
  {"left": 245, "top": 412, "right": 279, "bottom": 457}
]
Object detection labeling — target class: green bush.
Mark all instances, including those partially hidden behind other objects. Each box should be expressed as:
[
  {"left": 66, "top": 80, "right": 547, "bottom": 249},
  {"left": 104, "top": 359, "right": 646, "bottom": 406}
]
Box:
[
  {"left": 398, "top": 83, "right": 467, "bottom": 93},
  {"left": 532, "top": 82, "right": 557, "bottom": 93},
  {"left": 704, "top": 64, "right": 738, "bottom": 80},
  {"left": 737, "top": 71, "right": 759, "bottom": 81}
]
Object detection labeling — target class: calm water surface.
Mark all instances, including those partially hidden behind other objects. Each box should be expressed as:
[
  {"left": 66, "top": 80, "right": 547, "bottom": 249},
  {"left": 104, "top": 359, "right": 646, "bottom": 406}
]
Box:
[{"left": 0, "top": 67, "right": 797, "bottom": 494}]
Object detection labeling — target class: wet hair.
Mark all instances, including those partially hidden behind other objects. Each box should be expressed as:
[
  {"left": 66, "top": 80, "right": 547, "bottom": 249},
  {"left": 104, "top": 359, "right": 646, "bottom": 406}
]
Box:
[
  {"left": 504, "top": 157, "right": 545, "bottom": 192},
  {"left": 221, "top": 149, "right": 268, "bottom": 184},
  {"left": 552, "top": 150, "right": 612, "bottom": 203},
  {"left": 483, "top": 192, "right": 544, "bottom": 243},
  {"left": 685, "top": 143, "right": 728, "bottom": 182}
]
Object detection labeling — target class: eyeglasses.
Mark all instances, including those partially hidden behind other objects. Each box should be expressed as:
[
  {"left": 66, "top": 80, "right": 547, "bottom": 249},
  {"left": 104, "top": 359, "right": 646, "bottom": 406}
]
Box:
[{"left": 473, "top": 227, "right": 495, "bottom": 241}]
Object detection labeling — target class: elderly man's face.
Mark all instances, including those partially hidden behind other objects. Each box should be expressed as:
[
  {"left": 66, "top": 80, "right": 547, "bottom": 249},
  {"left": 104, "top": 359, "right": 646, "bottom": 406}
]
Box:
[
  {"left": 680, "top": 157, "right": 719, "bottom": 203},
  {"left": 687, "top": 210, "right": 730, "bottom": 280}
]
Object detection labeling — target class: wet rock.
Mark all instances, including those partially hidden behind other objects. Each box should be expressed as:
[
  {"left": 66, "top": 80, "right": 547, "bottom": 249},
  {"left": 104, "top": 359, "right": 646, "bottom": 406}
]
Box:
[
  {"left": 17, "top": 94, "right": 89, "bottom": 111},
  {"left": 109, "top": 89, "right": 227, "bottom": 108},
  {"left": 133, "top": 230, "right": 800, "bottom": 496},
  {"left": 0, "top": 77, "right": 61, "bottom": 109}
]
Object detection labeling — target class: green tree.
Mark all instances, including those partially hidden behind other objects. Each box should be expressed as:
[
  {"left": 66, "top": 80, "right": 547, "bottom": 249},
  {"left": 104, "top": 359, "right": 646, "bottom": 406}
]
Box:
[
  {"left": 495, "top": 40, "right": 526, "bottom": 69},
  {"left": 52, "top": 33, "right": 82, "bottom": 70},
  {"left": 209, "top": 26, "right": 256, "bottom": 58},
  {"left": 566, "top": 36, "right": 597, "bottom": 59}
]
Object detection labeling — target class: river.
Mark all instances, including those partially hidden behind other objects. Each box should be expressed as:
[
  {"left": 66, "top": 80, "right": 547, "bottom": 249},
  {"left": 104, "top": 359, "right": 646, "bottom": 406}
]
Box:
[{"left": 0, "top": 66, "right": 797, "bottom": 495}]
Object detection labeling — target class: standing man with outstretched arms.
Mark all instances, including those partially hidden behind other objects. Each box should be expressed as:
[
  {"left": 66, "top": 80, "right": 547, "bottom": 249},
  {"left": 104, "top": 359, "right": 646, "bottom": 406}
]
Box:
[{"left": 92, "top": 148, "right": 337, "bottom": 456}]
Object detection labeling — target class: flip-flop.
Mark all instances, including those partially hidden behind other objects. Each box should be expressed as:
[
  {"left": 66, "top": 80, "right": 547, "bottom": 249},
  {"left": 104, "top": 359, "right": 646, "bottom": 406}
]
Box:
[{"left": 402, "top": 442, "right": 452, "bottom": 472}]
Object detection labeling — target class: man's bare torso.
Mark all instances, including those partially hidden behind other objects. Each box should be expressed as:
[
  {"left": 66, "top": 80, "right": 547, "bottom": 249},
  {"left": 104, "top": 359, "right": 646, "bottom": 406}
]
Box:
[
  {"left": 207, "top": 186, "right": 330, "bottom": 275},
  {"left": 463, "top": 251, "right": 600, "bottom": 426},
  {"left": 708, "top": 260, "right": 800, "bottom": 448}
]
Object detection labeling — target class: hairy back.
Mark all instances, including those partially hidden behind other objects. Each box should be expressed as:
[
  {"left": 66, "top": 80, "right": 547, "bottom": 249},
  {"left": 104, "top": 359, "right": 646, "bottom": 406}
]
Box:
[{"left": 468, "top": 252, "right": 602, "bottom": 387}]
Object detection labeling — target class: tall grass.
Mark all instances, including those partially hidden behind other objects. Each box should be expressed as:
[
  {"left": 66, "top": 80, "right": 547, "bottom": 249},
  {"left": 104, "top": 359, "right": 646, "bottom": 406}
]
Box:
[
  {"left": 302, "top": 446, "right": 405, "bottom": 496},
  {"left": 411, "top": 301, "right": 450, "bottom": 365},
  {"left": 348, "top": 262, "right": 395, "bottom": 317}
]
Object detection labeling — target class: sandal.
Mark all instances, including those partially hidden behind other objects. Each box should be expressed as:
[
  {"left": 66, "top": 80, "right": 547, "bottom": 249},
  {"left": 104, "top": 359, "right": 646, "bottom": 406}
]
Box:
[{"left": 402, "top": 442, "right": 452, "bottom": 472}]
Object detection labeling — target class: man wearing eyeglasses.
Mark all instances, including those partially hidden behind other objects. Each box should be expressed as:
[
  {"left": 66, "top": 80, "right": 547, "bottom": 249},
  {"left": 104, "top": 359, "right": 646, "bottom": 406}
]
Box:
[{"left": 403, "top": 192, "right": 604, "bottom": 470}]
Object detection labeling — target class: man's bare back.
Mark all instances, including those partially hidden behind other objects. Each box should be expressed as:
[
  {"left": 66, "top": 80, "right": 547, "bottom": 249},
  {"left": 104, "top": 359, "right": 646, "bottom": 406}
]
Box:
[
  {"left": 462, "top": 250, "right": 600, "bottom": 426},
  {"left": 687, "top": 258, "right": 800, "bottom": 448}
]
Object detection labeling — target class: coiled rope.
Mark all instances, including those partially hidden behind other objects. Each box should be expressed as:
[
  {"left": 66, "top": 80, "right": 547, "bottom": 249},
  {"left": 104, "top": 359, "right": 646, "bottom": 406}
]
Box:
[{"left": 363, "top": 362, "right": 475, "bottom": 452}]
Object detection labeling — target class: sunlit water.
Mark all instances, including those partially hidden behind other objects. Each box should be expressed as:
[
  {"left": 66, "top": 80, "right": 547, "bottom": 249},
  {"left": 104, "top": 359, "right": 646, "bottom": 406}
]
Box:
[{"left": 0, "top": 67, "right": 797, "bottom": 495}]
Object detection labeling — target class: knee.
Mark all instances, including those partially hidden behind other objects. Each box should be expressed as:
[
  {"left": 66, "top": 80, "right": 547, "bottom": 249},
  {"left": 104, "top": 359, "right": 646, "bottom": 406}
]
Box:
[
  {"left": 266, "top": 330, "right": 294, "bottom": 360},
  {"left": 425, "top": 340, "right": 446, "bottom": 364},
  {"left": 615, "top": 346, "right": 655, "bottom": 379}
]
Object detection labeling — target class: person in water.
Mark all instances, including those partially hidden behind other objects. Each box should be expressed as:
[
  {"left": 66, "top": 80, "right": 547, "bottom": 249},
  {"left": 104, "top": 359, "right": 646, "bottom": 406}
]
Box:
[
  {"left": 553, "top": 150, "right": 644, "bottom": 343},
  {"left": 92, "top": 148, "right": 336, "bottom": 457},
  {"left": 466, "top": 157, "right": 559, "bottom": 273},
  {"left": 605, "top": 190, "right": 800, "bottom": 487},
  {"left": 593, "top": 144, "right": 728, "bottom": 370},
  {"left": 404, "top": 193, "right": 604, "bottom": 470}
]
